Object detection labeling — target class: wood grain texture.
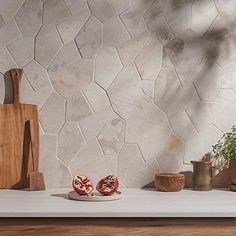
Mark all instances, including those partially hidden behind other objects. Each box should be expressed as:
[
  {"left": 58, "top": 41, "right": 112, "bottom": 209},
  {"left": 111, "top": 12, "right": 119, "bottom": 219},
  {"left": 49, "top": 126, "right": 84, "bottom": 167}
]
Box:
[
  {"left": 29, "top": 119, "right": 45, "bottom": 191},
  {"left": 1, "top": 218, "right": 236, "bottom": 236},
  {"left": 0, "top": 68, "right": 40, "bottom": 189}
]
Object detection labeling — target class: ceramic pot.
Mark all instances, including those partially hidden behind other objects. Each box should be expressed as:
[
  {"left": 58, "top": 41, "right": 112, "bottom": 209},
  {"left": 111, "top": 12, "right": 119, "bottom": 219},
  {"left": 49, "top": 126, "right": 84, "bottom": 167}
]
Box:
[{"left": 229, "top": 160, "right": 236, "bottom": 191}]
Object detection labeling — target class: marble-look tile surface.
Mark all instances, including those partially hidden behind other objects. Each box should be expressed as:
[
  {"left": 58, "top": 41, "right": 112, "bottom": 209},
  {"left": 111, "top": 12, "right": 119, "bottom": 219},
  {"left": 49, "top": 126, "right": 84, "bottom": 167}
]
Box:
[
  {"left": 157, "top": 134, "right": 184, "bottom": 173},
  {"left": 194, "top": 60, "right": 221, "bottom": 102},
  {"left": 15, "top": 0, "right": 43, "bottom": 37},
  {"left": 103, "top": 16, "right": 130, "bottom": 47},
  {"left": 75, "top": 16, "right": 102, "bottom": 59},
  {"left": 97, "top": 113, "right": 125, "bottom": 155},
  {"left": 57, "top": 10, "right": 90, "bottom": 44},
  {"left": 23, "top": 60, "right": 53, "bottom": 108},
  {"left": 165, "top": 4, "right": 191, "bottom": 36},
  {"left": 135, "top": 39, "right": 162, "bottom": 80},
  {"left": 47, "top": 41, "right": 81, "bottom": 75},
  {"left": 87, "top": 0, "right": 115, "bottom": 23},
  {"left": 0, "top": 47, "right": 17, "bottom": 74},
  {"left": 70, "top": 138, "right": 103, "bottom": 171},
  {"left": 35, "top": 25, "right": 62, "bottom": 68},
  {"left": 40, "top": 92, "right": 66, "bottom": 134},
  {"left": 116, "top": 31, "right": 149, "bottom": 66},
  {"left": 191, "top": 0, "right": 218, "bottom": 35},
  {"left": 132, "top": 0, "right": 153, "bottom": 15},
  {"left": 95, "top": 47, "right": 122, "bottom": 90},
  {"left": 83, "top": 83, "right": 110, "bottom": 112},
  {"left": 66, "top": 91, "right": 93, "bottom": 122},
  {"left": 0, "top": 0, "right": 235, "bottom": 187},
  {"left": 40, "top": 135, "right": 71, "bottom": 187},
  {"left": 7, "top": 37, "right": 34, "bottom": 67},
  {"left": 64, "top": 0, "right": 88, "bottom": 15},
  {"left": 50, "top": 59, "right": 94, "bottom": 98},
  {"left": 109, "top": 0, "right": 130, "bottom": 14},
  {"left": 120, "top": 8, "right": 146, "bottom": 38},
  {"left": 0, "top": 19, "right": 21, "bottom": 47},
  {"left": 147, "top": 16, "right": 174, "bottom": 45},
  {"left": 0, "top": 0, "right": 25, "bottom": 21},
  {"left": 58, "top": 122, "right": 85, "bottom": 164},
  {"left": 43, "top": 0, "right": 70, "bottom": 25},
  {"left": 117, "top": 144, "right": 159, "bottom": 187}
]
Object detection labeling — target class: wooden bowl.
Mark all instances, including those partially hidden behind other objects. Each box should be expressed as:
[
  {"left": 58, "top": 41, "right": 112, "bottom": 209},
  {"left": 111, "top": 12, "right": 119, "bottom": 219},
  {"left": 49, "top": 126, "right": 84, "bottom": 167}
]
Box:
[{"left": 155, "top": 173, "right": 185, "bottom": 192}]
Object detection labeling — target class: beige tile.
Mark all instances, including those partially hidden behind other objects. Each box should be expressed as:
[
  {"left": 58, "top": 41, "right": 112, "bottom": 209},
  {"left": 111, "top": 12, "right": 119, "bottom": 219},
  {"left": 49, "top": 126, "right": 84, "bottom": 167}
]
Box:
[
  {"left": 204, "top": 11, "right": 235, "bottom": 40},
  {"left": 50, "top": 59, "right": 94, "bottom": 98},
  {"left": 35, "top": 25, "right": 62, "bottom": 68},
  {"left": 40, "top": 135, "right": 72, "bottom": 187},
  {"left": 116, "top": 31, "right": 150, "bottom": 66},
  {"left": 191, "top": 0, "right": 218, "bottom": 35},
  {"left": 15, "top": 0, "right": 43, "bottom": 37},
  {"left": 0, "top": 19, "right": 21, "bottom": 47},
  {"left": 144, "top": 0, "right": 180, "bottom": 22},
  {"left": 169, "top": 111, "right": 197, "bottom": 141},
  {"left": 79, "top": 107, "right": 114, "bottom": 140},
  {"left": 75, "top": 16, "right": 102, "bottom": 59},
  {"left": 70, "top": 138, "right": 103, "bottom": 171},
  {"left": 47, "top": 41, "right": 81, "bottom": 75},
  {"left": 23, "top": 60, "right": 53, "bottom": 108},
  {"left": 95, "top": 47, "right": 122, "bottom": 90},
  {"left": 184, "top": 124, "right": 222, "bottom": 163},
  {"left": 117, "top": 144, "right": 159, "bottom": 187},
  {"left": 64, "top": 0, "right": 89, "bottom": 15},
  {"left": 83, "top": 82, "right": 110, "bottom": 112},
  {"left": 157, "top": 134, "right": 184, "bottom": 173},
  {"left": 0, "top": 47, "right": 17, "bottom": 74},
  {"left": 43, "top": 0, "right": 70, "bottom": 25},
  {"left": 135, "top": 39, "right": 162, "bottom": 80},
  {"left": 0, "top": 0, "right": 24, "bottom": 21},
  {"left": 58, "top": 122, "right": 85, "bottom": 164},
  {"left": 72, "top": 155, "right": 117, "bottom": 186},
  {"left": 109, "top": 0, "right": 130, "bottom": 14},
  {"left": 66, "top": 91, "right": 93, "bottom": 122},
  {"left": 147, "top": 16, "right": 174, "bottom": 45},
  {"left": 120, "top": 8, "right": 146, "bottom": 38},
  {"left": 0, "top": 73, "right": 5, "bottom": 103},
  {"left": 132, "top": 0, "right": 153, "bottom": 15},
  {"left": 40, "top": 92, "right": 66, "bottom": 134},
  {"left": 165, "top": 4, "right": 191, "bottom": 36},
  {"left": 97, "top": 113, "right": 125, "bottom": 155},
  {"left": 57, "top": 10, "right": 90, "bottom": 44},
  {"left": 194, "top": 60, "right": 221, "bottom": 102},
  {"left": 221, "top": 59, "right": 236, "bottom": 89},
  {"left": 87, "top": 0, "right": 115, "bottom": 23},
  {"left": 7, "top": 37, "right": 34, "bottom": 67},
  {"left": 103, "top": 16, "right": 130, "bottom": 47}
]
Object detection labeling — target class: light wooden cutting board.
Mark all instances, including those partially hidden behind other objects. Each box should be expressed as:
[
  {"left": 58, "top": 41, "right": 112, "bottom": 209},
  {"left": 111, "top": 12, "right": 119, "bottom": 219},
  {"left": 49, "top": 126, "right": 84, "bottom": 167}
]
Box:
[{"left": 0, "top": 69, "right": 39, "bottom": 189}]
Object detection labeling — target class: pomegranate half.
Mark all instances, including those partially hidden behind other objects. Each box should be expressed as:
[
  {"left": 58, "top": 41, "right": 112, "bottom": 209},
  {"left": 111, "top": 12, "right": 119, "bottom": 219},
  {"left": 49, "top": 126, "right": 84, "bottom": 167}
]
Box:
[
  {"left": 72, "top": 175, "right": 93, "bottom": 195},
  {"left": 96, "top": 175, "right": 119, "bottom": 195}
]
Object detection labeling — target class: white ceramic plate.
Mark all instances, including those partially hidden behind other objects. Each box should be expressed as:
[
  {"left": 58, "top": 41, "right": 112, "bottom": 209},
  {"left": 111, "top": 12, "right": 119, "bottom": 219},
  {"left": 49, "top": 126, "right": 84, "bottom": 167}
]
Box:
[{"left": 68, "top": 191, "right": 122, "bottom": 202}]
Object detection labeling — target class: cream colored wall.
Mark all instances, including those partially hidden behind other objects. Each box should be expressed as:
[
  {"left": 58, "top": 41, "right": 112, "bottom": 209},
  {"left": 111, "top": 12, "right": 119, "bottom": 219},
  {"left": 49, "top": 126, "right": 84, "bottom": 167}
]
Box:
[{"left": 0, "top": 0, "right": 235, "bottom": 187}]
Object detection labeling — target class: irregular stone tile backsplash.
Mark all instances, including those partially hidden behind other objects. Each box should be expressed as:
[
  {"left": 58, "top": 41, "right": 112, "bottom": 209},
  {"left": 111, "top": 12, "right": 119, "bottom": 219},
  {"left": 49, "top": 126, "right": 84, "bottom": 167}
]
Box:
[{"left": 0, "top": 0, "right": 235, "bottom": 187}]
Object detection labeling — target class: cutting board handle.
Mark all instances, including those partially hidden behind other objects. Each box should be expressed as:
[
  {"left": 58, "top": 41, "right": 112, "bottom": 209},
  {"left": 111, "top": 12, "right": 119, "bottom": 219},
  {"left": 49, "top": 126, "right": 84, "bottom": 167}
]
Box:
[{"left": 10, "top": 69, "right": 23, "bottom": 104}]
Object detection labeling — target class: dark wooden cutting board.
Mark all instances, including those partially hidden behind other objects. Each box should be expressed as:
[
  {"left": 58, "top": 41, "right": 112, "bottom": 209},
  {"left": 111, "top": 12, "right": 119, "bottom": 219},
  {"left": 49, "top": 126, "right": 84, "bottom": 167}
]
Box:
[{"left": 0, "top": 69, "right": 39, "bottom": 189}]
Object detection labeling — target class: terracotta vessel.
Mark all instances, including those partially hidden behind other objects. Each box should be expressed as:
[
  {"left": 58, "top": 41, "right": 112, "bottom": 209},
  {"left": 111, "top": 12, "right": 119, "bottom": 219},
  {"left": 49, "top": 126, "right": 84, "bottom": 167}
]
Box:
[
  {"left": 229, "top": 160, "right": 236, "bottom": 191},
  {"left": 155, "top": 173, "right": 185, "bottom": 192}
]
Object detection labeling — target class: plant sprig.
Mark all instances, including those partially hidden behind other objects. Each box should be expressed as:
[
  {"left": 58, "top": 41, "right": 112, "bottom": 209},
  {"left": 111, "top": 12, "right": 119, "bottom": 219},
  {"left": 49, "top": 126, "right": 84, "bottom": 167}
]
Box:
[{"left": 213, "top": 125, "right": 236, "bottom": 160}]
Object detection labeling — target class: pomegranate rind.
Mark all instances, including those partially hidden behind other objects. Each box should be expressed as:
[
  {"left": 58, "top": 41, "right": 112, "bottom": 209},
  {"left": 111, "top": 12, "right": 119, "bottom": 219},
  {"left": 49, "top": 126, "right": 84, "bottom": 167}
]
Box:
[
  {"left": 72, "top": 175, "right": 93, "bottom": 195},
  {"left": 96, "top": 175, "right": 119, "bottom": 195}
]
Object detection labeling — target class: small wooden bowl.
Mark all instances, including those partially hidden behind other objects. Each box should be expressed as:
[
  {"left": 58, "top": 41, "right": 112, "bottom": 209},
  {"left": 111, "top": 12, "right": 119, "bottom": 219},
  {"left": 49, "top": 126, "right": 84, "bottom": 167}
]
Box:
[{"left": 155, "top": 173, "right": 185, "bottom": 192}]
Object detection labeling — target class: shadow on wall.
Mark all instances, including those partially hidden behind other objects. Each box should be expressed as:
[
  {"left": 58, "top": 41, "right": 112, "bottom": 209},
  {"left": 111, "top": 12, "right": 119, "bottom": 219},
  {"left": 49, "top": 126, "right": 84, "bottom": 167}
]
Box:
[{"left": 3, "top": 71, "right": 14, "bottom": 104}]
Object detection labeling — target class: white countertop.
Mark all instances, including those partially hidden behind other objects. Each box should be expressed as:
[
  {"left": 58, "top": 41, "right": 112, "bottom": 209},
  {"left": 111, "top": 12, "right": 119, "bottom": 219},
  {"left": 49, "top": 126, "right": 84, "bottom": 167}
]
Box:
[{"left": 0, "top": 188, "right": 236, "bottom": 217}]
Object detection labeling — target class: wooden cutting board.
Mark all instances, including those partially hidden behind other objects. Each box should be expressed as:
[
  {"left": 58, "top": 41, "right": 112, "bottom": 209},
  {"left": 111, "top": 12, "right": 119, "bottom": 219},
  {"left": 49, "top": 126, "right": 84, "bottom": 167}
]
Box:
[{"left": 0, "top": 69, "right": 39, "bottom": 189}]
